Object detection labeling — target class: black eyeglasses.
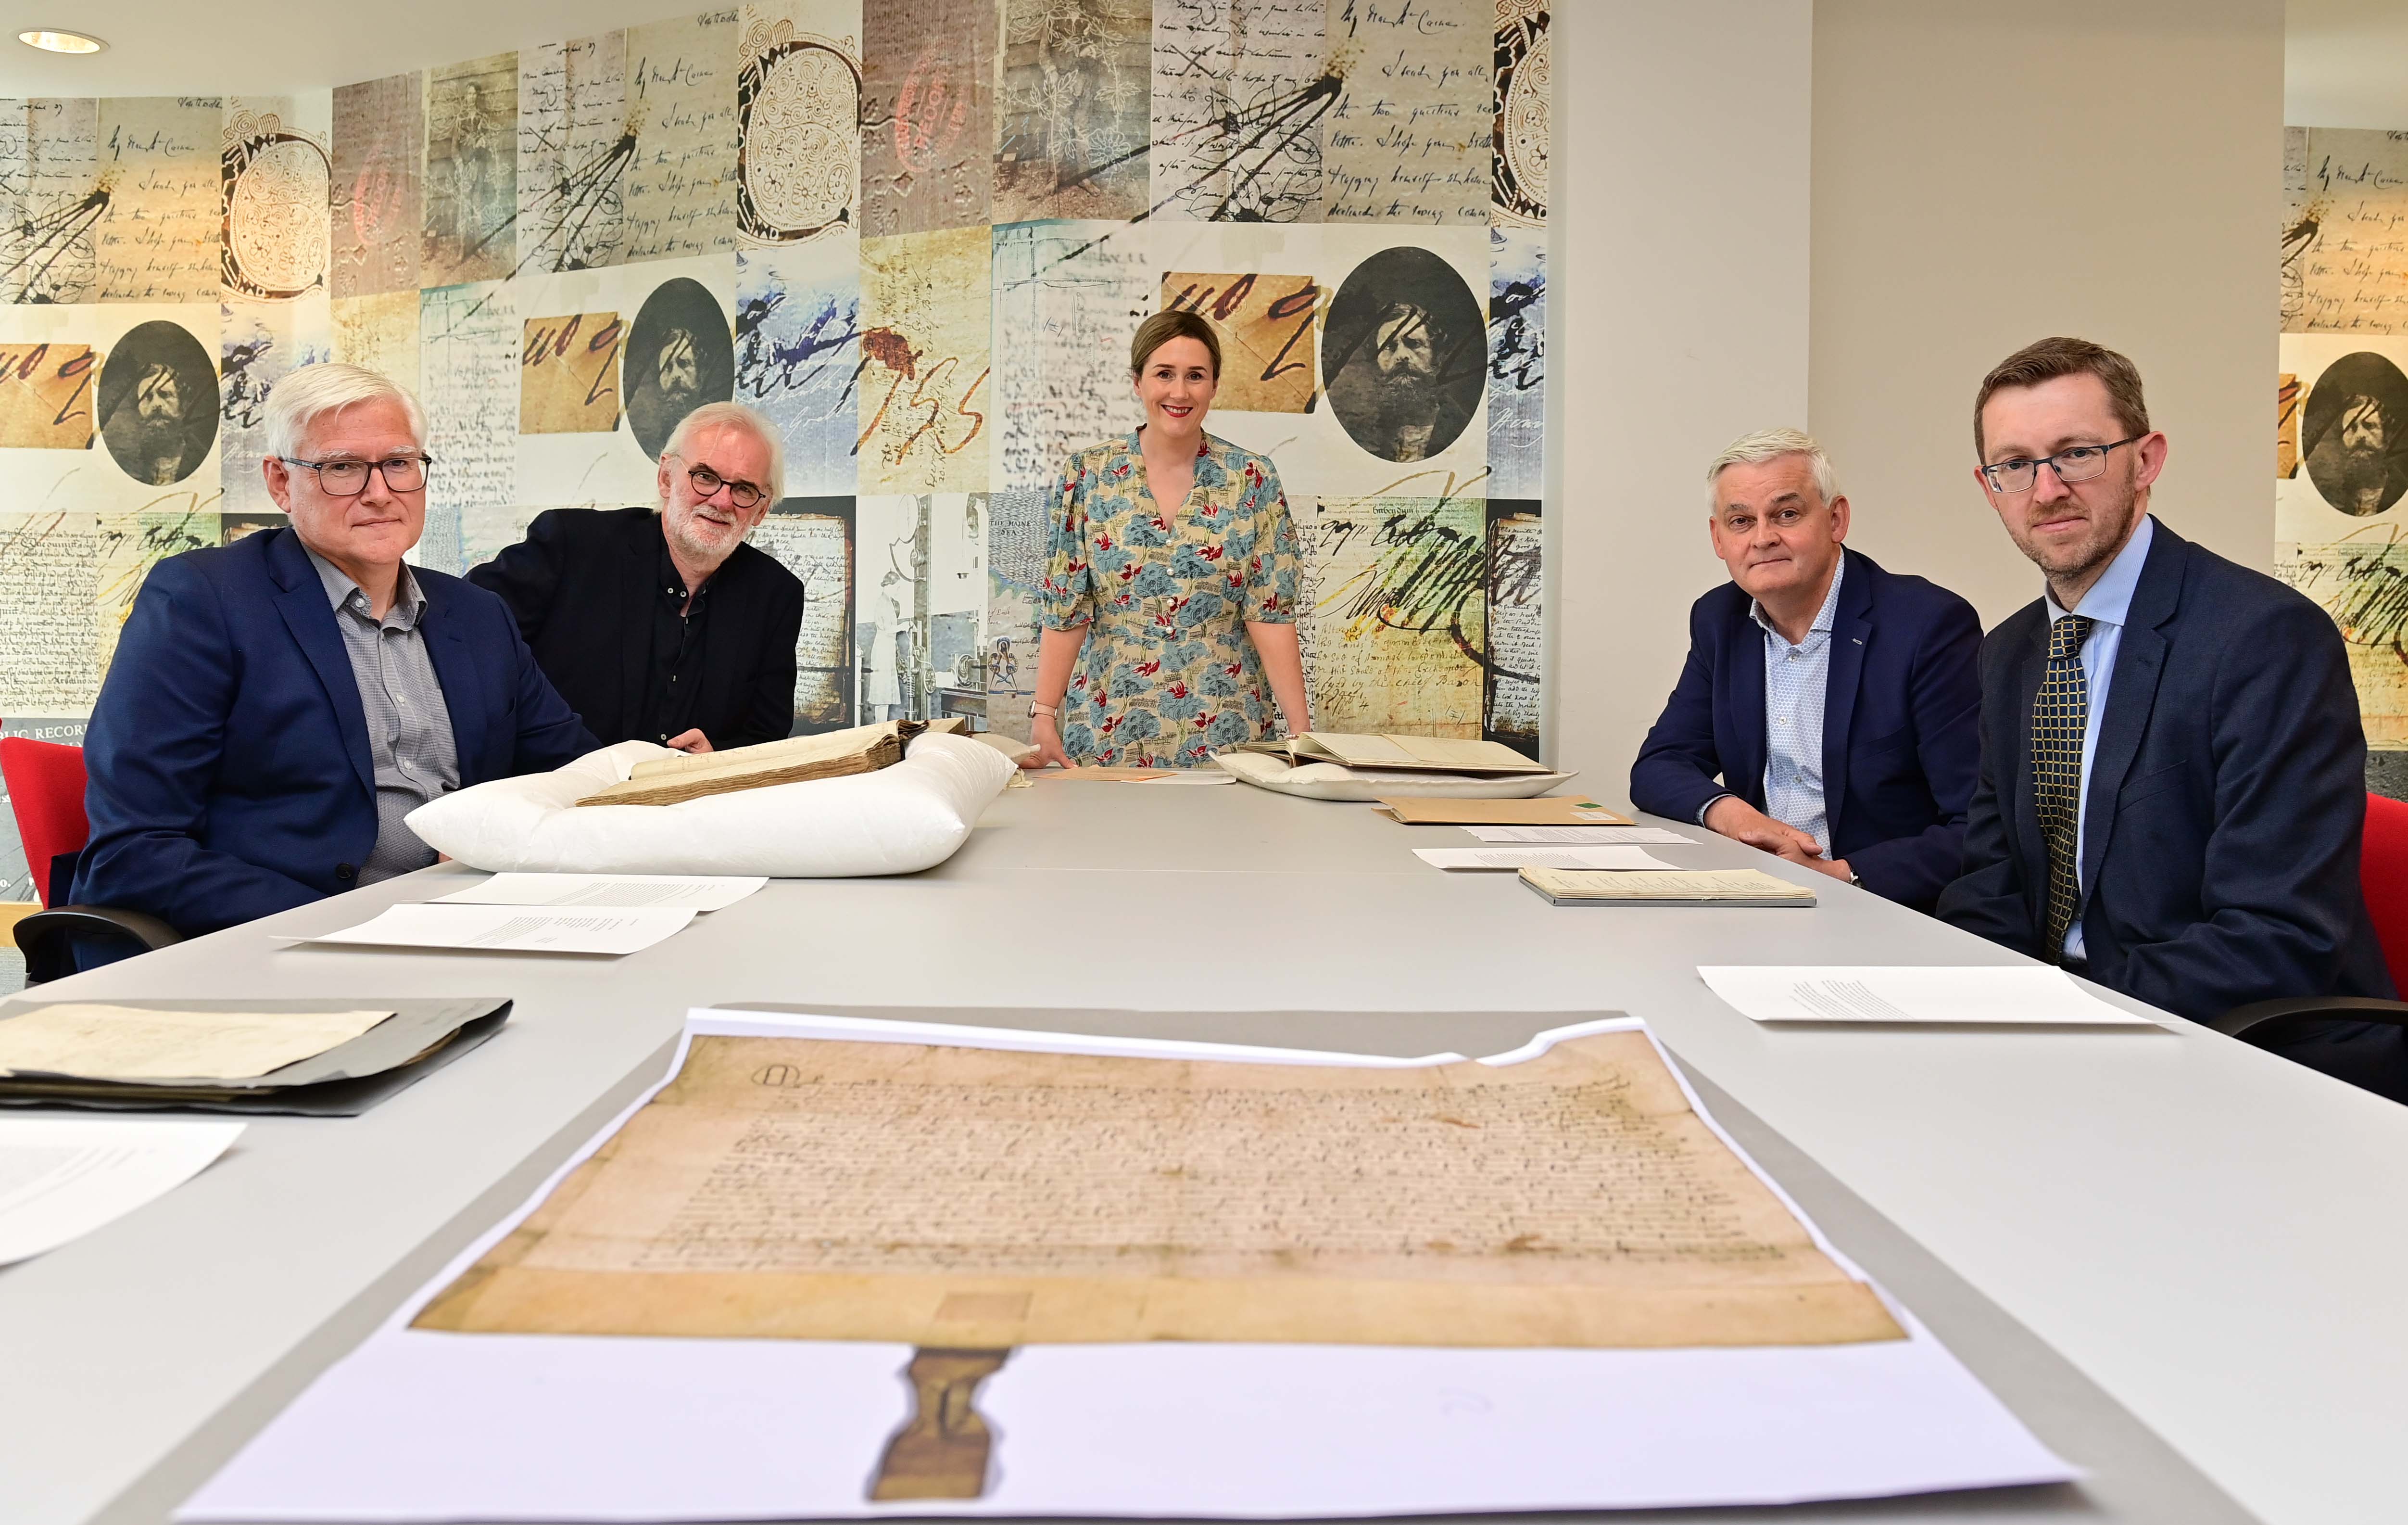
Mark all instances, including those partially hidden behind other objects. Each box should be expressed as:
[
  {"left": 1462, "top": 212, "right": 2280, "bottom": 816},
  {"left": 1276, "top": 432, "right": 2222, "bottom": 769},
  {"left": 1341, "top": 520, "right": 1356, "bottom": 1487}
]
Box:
[
  {"left": 681, "top": 463, "right": 765, "bottom": 509},
  {"left": 1979, "top": 436, "right": 2143, "bottom": 494},
  {"left": 279, "top": 455, "right": 432, "bottom": 496}
]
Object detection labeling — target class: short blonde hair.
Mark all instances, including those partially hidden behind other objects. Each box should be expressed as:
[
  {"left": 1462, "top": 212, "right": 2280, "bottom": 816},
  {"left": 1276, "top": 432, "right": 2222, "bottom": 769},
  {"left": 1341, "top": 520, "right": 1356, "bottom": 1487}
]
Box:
[
  {"left": 264, "top": 363, "right": 426, "bottom": 460},
  {"left": 1704, "top": 427, "right": 1840, "bottom": 511},
  {"left": 663, "top": 400, "right": 785, "bottom": 507}
]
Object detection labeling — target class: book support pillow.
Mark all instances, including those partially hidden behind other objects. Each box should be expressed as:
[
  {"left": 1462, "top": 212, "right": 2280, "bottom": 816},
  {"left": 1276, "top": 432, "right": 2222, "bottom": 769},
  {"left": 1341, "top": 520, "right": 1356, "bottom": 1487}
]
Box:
[
  {"left": 1215, "top": 750, "right": 1578, "bottom": 801},
  {"left": 406, "top": 734, "right": 1015, "bottom": 877}
]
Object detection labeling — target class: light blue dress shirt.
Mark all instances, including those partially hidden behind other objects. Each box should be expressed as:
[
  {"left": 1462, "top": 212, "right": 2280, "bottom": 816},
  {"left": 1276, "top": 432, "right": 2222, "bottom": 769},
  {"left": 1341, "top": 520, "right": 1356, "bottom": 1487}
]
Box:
[
  {"left": 1697, "top": 557, "right": 1848, "bottom": 851},
  {"left": 2040, "top": 514, "right": 2154, "bottom": 961}
]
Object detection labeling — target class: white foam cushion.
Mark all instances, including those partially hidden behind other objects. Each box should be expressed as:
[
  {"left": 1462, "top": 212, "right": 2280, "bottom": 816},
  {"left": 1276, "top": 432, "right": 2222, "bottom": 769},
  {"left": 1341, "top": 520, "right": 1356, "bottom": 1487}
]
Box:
[
  {"left": 406, "top": 734, "right": 1015, "bottom": 877},
  {"left": 1213, "top": 750, "right": 1580, "bottom": 801}
]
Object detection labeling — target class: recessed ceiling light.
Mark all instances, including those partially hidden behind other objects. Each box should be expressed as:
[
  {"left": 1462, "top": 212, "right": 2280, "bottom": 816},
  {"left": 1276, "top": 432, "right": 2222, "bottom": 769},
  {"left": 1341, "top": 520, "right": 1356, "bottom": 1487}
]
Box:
[{"left": 18, "top": 28, "right": 106, "bottom": 54}]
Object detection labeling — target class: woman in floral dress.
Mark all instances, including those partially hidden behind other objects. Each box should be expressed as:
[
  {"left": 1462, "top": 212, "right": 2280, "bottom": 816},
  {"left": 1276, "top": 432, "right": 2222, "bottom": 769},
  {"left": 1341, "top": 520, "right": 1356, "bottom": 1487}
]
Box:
[{"left": 1026, "top": 309, "right": 1311, "bottom": 769}]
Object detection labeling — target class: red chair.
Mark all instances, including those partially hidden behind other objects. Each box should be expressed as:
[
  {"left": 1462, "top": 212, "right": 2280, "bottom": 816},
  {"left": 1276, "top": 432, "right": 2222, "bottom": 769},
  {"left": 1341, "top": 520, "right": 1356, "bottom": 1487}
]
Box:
[
  {"left": 2216, "top": 792, "right": 2408, "bottom": 1053},
  {"left": 1, "top": 737, "right": 179, "bottom": 983}
]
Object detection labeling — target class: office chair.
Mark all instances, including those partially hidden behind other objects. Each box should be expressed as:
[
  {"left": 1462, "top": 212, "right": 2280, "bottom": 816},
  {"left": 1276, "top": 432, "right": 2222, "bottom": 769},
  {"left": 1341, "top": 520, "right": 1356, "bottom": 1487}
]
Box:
[
  {"left": 2214, "top": 791, "right": 2408, "bottom": 1047},
  {"left": 1, "top": 737, "right": 180, "bottom": 984}
]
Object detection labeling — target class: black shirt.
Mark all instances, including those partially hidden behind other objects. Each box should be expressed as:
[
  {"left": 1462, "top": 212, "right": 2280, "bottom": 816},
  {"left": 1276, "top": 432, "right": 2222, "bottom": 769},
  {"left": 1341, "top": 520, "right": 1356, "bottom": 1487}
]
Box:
[{"left": 648, "top": 535, "right": 715, "bottom": 746}]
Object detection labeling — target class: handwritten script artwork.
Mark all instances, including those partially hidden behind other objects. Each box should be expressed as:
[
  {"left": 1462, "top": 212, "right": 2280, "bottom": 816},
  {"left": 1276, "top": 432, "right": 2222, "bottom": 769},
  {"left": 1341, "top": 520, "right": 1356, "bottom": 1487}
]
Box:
[
  {"left": 219, "top": 111, "right": 329, "bottom": 302},
  {"left": 420, "top": 281, "right": 517, "bottom": 575},
  {"left": 2283, "top": 127, "right": 2408, "bottom": 335},
  {"left": 995, "top": 0, "right": 1152, "bottom": 224},
  {"left": 1304, "top": 487, "right": 1488, "bottom": 735},
  {"left": 859, "top": 225, "right": 989, "bottom": 493},
  {"left": 0, "top": 343, "right": 94, "bottom": 448},
  {"left": 331, "top": 290, "right": 421, "bottom": 395},
  {"left": 738, "top": 19, "right": 861, "bottom": 244},
  {"left": 752, "top": 494, "right": 857, "bottom": 730},
  {"left": 2278, "top": 534, "right": 2408, "bottom": 745},
  {"left": 1484, "top": 497, "right": 1539, "bottom": 755},
  {"left": 220, "top": 302, "right": 330, "bottom": 514},
  {"left": 95, "top": 98, "right": 223, "bottom": 303},
  {"left": 519, "top": 37, "right": 633, "bottom": 274},
  {"left": 993, "top": 221, "right": 1151, "bottom": 491},
  {"left": 1486, "top": 226, "right": 1541, "bottom": 497},
  {"left": 1149, "top": 0, "right": 1331, "bottom": 224},
  {"left": 98, "top": 320, "right": 217, "bottom": 486},
  {"left": 861, "top": 0, "right": 996, "bottom": 237},
  {"left": 1323, "top": 244, "right": 1484, "bottom": 464},
  {"left": 330, "top": 76, "right": 423, "bottom": 299},
  {"left": 1490, "top": 0, "right": 1547, "bottom": 228},
  {"left": 1325, "top": 0, "right": 1492, "bottom": 225},
  {"left": 0, "top": 98, "right": 101, "bottom": 304},
  {"left": 2280, "top": 372, "right": 2302, "bottom": 480},
  {"left": 736, "top": 244, "right": 860, "bottom": 494},
  {"left": 521, "top": 311, "right": 625, "bottom": 433},
  {"left": 1161, "top": 269, "right": 1320, "bottom": 413},
  {"left": 425, "top": 53, "right": 519, "bottom": 288},
  {"left": 625, "top": 276, "right": 736, "bottom": 459},
  {"left": 0, "top": 511, "right": 110, "bottom": 712},
  {"left": 623, "top": 13, "right": 742, "bottom": 263},
  {"left": 2300, "top": 350, "right": 2408, "bottom": 517}
]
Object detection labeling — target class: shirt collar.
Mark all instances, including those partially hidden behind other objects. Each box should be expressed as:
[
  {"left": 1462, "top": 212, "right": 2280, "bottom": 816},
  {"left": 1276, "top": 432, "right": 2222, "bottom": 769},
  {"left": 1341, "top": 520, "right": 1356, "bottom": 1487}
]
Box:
[
  {"left": 1749, "top": 549, "right": 1846, "bottom": 648},
  {"left": 657, "top": 529, "right": 715, "bottom": 608},
  {"left": 304, "top": 543, "right": 426, "bottom": 628},
  {"left": 2043, "top": 513, "right": 2154, "bottom": 626}
]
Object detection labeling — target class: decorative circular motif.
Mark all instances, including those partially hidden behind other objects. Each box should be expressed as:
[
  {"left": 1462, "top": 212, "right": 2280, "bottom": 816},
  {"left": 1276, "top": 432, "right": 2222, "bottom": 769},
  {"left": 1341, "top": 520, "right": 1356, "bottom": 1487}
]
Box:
[
  {"left": 740, "top": 40, "right": 860, "bottom": 241},
  {"left": 1500, "top": 34, "right": 1550, "bottom": 221},
  {"left": 227, "top": 135, "right": 330, "bottom": 298}
]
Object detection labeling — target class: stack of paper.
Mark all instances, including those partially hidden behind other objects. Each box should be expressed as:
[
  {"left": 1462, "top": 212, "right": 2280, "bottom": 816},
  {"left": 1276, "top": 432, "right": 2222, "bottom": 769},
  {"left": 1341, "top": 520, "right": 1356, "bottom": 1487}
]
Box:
[
  {"left": 1522, "top": 867, "right": 1817, "bottom": 907},
  {"left": 1376, "top": 796, "right": 1633, "bottom": 826},
  {"left": 1232, "top": 732, "right": 1551, "bottom": 776},
  {"left": 0, "top": 1004, "right": 394, "bottom": 1082},
  {"left": 432, "top": 874, "right": 765, "bottom": 911},
  {"left": 292, "top": 904, "right": 695, "bottom": 955},
  {"left": 0, "top": 1117, "right": 242, "bottom": 1265},
  {"left": 1698, "top": 966, "right": 2158, "bottom": 1025},
  {"left": 1415, "top": 847, "right": 1677, "bottom": 872},
  {"left": 1463, "top": 825, "right": 1689, "bottom": 845}
]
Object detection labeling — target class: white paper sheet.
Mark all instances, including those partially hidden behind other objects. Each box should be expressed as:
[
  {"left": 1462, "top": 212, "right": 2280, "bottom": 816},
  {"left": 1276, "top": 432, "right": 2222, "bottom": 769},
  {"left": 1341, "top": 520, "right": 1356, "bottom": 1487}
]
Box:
[
  {"left": 1699, "top": 966, "right": 2162, "bottom": 1026},
  {"left": 431, "top": 874, "right": 767, "bottom": 912},
  {"left": 291, "top": 905, "right": 695, "bottom": 956},
  {"left": 1414, "top": 846, "right": 1678, "bottom": 871},
  {"left": 0, "top": 1118, "right": 243, "bottom": 1265},
  {"left": 181, "top": 1009, "right": 2074, "bottom": 1522},
  {"left": 1463, "top": 825, "right": 1690, "bottom": 844}
]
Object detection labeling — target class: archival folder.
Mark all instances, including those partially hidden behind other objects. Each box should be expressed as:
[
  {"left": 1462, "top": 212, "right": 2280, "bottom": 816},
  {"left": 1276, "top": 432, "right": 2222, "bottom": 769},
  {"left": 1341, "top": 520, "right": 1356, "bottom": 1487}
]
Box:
[
  {"left": 577, "top": 719, "right": 964, "bottom": 807},
  {"left": 1522, "top": 867, "right": 1817, "bottom": 907},
  {"left": 1229, "top": 731, "right": 1551, "bottom": 775}
]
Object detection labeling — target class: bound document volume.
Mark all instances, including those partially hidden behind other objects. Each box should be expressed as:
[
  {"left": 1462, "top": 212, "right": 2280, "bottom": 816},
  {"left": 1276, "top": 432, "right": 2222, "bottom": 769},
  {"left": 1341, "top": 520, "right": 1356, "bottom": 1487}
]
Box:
[
  {"left": 1230, "top": 731, "right": 1551, "bottom": 775},
  {"left": 577, "top": 719, "right": 963, "bottom": 807},
  {"left": 1521, "top": 867, "right": 1817, "bottom": 907}
]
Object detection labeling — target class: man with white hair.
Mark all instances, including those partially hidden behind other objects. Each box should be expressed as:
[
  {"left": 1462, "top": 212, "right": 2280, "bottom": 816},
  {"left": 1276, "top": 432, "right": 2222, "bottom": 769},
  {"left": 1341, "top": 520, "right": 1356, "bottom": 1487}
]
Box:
[
  {"left": 1629, "top": 428, "right": 1983, "bottom": 910},
  {"left": 469, "top": 400, "right": 805, "bottom": 752},
  {"left": 72, "top": 363, "right": 596, "bottom": 941}
]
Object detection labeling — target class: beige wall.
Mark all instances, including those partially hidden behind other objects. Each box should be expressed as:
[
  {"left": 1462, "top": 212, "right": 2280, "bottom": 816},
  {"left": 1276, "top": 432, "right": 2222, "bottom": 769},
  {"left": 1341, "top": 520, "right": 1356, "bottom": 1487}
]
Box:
[
  {"left": 1808, "top": 0, "right": 2285, "bottom": 629},
  {"left": 1545, "top": 0, "right": 1814, "bottom": 792}
]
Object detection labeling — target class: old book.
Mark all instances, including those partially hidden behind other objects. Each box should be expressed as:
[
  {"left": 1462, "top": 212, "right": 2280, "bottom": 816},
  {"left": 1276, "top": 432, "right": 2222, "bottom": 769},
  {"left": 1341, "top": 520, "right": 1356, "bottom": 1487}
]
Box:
[
  {"left": 577, "top": 719, "right": 965, "bottom": 808},
  {"left": 1377, "top": 795, "right": 1633, "bottom": 826},
  {"left": 1229, "top": 731, "right": 1551, "bottom": 775},
  {"left": 1521, "top": 867, "right": 1817, "bottom": 907}
]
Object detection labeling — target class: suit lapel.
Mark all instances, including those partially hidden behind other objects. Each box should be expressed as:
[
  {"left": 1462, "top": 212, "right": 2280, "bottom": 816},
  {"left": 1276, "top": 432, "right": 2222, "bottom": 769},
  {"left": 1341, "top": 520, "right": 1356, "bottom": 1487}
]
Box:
[
  {"left": 1725, "top": 600, "right": 1768, "bottom": 804},
  {"left": 621, "top": 513, "right": 658, "bottom": 736},
  {"left": 2007, "top": 621, "right": 2048, "bottom": 901},
  {"left": 1820, "top": 554, "right": 1873, "bottom": 828},
  {"left": 420, "top": 579, "right": 486, "bottom": 778},
  {"left": 266, "top": 530, "right": 375, "bottom": 798},
  {"left": 2080, "top": 525, "right": 2182, "bottom": 892}
]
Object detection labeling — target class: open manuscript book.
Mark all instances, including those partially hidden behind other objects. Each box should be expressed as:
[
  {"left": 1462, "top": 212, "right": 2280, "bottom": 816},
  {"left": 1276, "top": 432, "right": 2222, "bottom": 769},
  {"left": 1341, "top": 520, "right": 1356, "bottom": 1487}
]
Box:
[
  {"left": 1226, "top": 731, "right": 1551, "bottom": 776},
  {"left": 577, "top": 718, "right": 967, "bottom": 808}
]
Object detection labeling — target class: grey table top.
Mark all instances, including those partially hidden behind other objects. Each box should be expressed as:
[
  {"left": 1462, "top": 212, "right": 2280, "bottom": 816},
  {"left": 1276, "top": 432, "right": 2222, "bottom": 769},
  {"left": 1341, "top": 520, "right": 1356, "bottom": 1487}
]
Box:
[{"left": 4, "top": 780, "right": 2405, "bottom": 1525}]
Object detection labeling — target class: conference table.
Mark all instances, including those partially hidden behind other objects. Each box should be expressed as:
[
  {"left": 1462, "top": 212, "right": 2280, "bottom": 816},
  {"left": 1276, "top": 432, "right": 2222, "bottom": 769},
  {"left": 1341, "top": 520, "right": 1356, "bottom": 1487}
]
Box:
[{"left": 6, "top": 777, "right": 2406, "bottom": 1525}]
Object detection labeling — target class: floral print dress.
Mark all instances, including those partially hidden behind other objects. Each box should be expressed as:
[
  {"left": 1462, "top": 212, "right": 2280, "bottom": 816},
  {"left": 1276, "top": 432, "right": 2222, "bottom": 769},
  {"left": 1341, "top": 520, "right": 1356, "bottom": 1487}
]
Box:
[{"left": 1039, "top": 430, "right": 1302, "bottom": 767}]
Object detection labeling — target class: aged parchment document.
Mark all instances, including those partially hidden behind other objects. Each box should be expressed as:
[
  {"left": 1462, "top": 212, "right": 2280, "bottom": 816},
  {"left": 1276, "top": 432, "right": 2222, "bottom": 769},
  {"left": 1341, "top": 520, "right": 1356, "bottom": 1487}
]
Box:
[
  {"left": 0, "top": 1004, "right": 394, "bottom": 1081},
  {"left": 417, "top": 1031, "right": 1902, "bottom": 1348}
]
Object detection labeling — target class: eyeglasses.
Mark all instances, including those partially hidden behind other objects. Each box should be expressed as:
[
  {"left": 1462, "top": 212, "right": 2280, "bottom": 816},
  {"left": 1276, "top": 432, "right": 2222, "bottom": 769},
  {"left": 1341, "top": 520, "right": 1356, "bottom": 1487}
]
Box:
[
  {"left": 279, "top": 455, "right": 432, "bottom": 496},
  {"left": 1979, "top": 436, "right": 2143, "bottom": 494},
  {"left": 681, "top": 463, "right": 765, "bottom": 509}
]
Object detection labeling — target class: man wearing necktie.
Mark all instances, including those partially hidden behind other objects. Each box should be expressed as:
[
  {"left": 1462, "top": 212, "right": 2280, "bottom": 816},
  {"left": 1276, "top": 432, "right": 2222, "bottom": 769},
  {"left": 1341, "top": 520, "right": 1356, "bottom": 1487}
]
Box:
[{"left": 1938, "top": 337, "right": 2405, "bottom": 1102}]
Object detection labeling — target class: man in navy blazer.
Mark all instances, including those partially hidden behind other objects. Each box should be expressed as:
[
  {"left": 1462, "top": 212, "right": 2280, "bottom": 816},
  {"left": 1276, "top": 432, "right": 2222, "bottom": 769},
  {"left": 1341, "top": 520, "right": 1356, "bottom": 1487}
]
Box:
[
  {"left": 1631, "top": 429, "right": 1981, "bottom": 910},
  {"left": 1936, "top": 338, "right": 2403, "bottom": 1101},
  {"left": 73, "top": 364, "right": 596, "bottom": 940}
]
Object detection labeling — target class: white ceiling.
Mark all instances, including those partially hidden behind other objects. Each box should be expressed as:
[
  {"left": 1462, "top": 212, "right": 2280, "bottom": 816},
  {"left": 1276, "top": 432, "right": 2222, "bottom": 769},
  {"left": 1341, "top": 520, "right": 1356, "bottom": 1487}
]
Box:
[{"left": 2, "top": 0, "right": 2405, "bottom": 128}]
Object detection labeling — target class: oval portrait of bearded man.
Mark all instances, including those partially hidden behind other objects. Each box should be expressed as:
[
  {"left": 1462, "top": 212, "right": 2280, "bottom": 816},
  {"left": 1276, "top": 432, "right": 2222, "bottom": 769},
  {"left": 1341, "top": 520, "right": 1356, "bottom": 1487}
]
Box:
[
  {"left": 625, "top": 278, "right": 737, "bottom": 461},
  {"left": 2304, "top": 350, "right": 2408, "bottom": 518},
  {"left": 1321, "top": 246, "right": 1485, "bottom": 465},
  {"left": 98, "top": 321, "right": 220, "bottom": 486}
]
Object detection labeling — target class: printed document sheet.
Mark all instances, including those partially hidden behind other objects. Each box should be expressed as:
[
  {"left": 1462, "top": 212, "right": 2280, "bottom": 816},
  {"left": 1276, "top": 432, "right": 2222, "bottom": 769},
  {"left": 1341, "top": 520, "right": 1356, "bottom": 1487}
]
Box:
[
  {"left": 1700, "top": 966, "right": 2160, "bottom": 1025},
  {"left": 184, "top": 1011, "right": 2074, "bottom": 1521},
  {"left": 1414, "top": 847, "right": 1678, "bottom": 872},
  {"left": 294, "top": 904, "right": 695, "bottom": 956},
  {"left": 1464, "top": 825, "right": 1689, "bottom": 845},
  {"left": 432, "top": 874, "right": 766, "bottom": 912},
  {"left": 0, "top": 1118, "right": 242, "bottom": 1264}
]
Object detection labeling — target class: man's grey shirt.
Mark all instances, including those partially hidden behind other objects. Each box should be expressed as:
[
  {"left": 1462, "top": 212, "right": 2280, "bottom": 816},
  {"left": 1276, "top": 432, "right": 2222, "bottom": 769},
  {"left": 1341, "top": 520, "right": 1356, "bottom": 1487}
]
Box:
[{"left": 305, "top": 546, "right": 460, "bottom": 884}]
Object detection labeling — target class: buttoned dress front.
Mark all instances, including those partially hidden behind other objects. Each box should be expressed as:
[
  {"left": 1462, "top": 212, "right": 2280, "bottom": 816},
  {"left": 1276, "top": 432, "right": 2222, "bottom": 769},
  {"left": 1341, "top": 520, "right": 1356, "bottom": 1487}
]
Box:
[{"left": 1039, "top": 430, "right": 1301, "bottom": 767}]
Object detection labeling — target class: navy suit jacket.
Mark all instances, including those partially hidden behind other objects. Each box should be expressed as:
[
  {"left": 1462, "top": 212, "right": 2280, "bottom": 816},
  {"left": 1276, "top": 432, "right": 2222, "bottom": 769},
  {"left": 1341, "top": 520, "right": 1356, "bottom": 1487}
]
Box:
[
  {"left": 1936, "top": 518, "right": 2396, "bottom": 1028},
  {"left": 73, "top": 526, "right": 597, "bottom": 936},
  {"left": 1629, "top": 548, "right": 1982, "bottom": 909}
]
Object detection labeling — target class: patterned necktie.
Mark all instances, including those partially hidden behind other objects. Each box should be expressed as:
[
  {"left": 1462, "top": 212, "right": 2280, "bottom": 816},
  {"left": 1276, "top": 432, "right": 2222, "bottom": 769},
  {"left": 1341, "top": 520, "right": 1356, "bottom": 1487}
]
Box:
[{"left": 2033, "top": 614, "right": 2096, "bottom": 958}]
